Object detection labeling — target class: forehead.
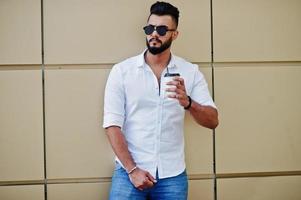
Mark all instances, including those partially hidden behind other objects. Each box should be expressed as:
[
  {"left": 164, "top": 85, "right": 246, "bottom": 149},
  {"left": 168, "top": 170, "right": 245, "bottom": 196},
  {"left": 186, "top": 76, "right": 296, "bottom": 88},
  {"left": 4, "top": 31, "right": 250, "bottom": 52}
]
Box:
[{"left": 148, "top": 14, "right": 175, "bottom": 27}]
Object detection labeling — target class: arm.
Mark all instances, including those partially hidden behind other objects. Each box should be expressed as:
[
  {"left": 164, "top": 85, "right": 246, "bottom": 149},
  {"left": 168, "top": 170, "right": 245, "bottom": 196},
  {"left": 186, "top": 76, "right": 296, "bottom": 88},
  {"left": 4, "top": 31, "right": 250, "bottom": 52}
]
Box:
[
  {"left": 167, "top": 77, "right": 219, "bottom": 129},
  {"left": 105, "top": 126, "right": 156, "bottom": 190},
  {"left": 187, "top": 100, "right": 218, "bottom": 129},
  {"left": 105, "top": 126, "right": 136, "bottom": 171},
  {"left": 103, "top": 65, "right": 155, "bottom": 190}
]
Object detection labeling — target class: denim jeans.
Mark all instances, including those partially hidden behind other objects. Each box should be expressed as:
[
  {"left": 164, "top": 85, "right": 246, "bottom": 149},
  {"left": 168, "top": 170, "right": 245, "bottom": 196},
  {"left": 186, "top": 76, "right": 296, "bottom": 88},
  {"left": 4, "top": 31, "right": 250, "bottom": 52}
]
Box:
[{"left": 109, "top": 162, "right": 188, "bottom": 200}]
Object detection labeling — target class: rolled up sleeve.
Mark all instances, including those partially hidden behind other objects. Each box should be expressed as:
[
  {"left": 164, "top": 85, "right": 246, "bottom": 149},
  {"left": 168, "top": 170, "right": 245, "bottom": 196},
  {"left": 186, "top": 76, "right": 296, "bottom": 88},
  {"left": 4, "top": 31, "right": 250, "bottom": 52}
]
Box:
[
  {"left": 103, "top": 65, "right": 125, "bottom": 129},
  {"left": 190, "top": 66, "right": 217, "bottom": 109}
]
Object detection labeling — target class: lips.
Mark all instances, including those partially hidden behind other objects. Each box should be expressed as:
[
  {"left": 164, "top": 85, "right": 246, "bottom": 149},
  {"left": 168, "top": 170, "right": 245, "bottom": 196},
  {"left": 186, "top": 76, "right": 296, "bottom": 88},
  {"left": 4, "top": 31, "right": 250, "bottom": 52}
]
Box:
[{"left": 149, "top": 38, "right": 162, "bottom": 44}]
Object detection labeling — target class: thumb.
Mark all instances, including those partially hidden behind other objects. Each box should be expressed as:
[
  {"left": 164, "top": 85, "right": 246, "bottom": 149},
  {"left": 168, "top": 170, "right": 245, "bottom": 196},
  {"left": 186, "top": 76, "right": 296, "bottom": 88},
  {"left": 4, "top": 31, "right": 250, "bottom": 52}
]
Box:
[{"left": 146, "top": 172, "right": 157, "bottom": 183}]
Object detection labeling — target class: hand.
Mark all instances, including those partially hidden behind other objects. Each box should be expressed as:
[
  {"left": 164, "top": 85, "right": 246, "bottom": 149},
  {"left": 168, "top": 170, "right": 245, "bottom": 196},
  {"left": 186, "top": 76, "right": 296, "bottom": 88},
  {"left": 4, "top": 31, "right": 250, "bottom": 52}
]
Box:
[
  {"left": 128, "top": 167, "right": 156, "bottom": 190},
  {"left": 166, "top": 77, "right": 190, "bottom": 108}
]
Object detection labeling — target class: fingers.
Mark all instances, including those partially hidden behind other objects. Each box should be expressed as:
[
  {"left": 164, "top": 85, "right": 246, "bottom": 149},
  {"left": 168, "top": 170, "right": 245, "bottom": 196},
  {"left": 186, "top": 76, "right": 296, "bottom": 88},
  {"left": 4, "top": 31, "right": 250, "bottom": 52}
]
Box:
[
  {"left": 166, "top": 80, "right": 182, "bottom": 87},
  {"left": 166, "top": 77, "right": 186, "bottom": 91},
  {"left": 143, "top": 178, "right": 154, "bottom": 187},
  {"left": 137, "top": 179, "right": 153, "bottom": 191},
  {"left": 166, "top": 87, "right": 186, "bottom": 98},
  {"left": 167, "top": 94, "right": 187, "bottom": 103},
  {"left": 173, "top": 77, "right": 185, "bottom": 86},
  {"left": 164, "top": 77, "right": 189, "bottom": 107},
  {"left": 129, "top": 168, "right": 156, "bottom": 191},
  {"left": 146, "top": 172, "right": 157, "bottom": 183}
]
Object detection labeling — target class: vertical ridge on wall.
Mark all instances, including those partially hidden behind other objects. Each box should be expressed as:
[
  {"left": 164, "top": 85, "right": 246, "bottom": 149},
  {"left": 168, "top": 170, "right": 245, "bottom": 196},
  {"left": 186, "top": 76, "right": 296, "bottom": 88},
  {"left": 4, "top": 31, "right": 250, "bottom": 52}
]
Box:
[
  {"left": 40, "top": 0, "right": 47, "bottom": 199},
  {"left": 210, "top": 0, "right": 217, "bottom": 200}
]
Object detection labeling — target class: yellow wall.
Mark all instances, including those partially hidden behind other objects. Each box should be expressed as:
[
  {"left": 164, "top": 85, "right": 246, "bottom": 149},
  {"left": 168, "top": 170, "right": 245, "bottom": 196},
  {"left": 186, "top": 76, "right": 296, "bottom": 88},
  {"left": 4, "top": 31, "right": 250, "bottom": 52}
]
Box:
[{"left": 0, "top": 0, "right": 300, "bottom": 199}]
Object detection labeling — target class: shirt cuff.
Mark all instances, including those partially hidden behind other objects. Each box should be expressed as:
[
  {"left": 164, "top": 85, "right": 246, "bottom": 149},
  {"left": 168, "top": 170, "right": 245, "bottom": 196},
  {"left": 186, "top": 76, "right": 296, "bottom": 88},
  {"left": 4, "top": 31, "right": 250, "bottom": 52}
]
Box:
[
  {"left": 201, "top": 101, "right": 217, "bottom": 109},
  {"left": 103, "top": 113, "right": 125, "bottom": 128}
]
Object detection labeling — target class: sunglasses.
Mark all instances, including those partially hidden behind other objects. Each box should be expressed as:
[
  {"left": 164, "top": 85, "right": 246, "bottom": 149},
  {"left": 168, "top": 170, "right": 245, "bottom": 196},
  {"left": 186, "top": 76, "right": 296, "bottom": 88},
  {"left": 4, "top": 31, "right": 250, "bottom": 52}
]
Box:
[{"left": 143, "top": 25, "right": 176, "bottom": 36}]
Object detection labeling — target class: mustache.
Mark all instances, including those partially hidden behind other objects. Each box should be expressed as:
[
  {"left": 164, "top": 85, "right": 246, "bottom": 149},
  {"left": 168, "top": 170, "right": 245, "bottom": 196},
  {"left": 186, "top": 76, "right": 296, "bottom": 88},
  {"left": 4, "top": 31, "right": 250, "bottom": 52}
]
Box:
[{"left": 149, "top": 38, "right": 162, "bottom": 44}]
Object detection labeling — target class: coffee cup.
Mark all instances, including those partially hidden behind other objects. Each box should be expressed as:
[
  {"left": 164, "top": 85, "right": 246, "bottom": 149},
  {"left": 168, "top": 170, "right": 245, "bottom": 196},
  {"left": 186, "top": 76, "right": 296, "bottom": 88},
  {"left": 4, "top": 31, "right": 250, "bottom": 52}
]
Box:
[{"left": 161, "top": 73, "right": 180, "bottom": 99}]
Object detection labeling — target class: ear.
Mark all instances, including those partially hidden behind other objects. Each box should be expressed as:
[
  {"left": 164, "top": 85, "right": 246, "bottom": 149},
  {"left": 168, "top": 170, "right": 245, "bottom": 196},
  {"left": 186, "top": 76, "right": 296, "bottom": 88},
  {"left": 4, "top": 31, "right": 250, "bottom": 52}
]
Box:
[{"left": 172, "top": 30, "right": 179, "bottom": 41}]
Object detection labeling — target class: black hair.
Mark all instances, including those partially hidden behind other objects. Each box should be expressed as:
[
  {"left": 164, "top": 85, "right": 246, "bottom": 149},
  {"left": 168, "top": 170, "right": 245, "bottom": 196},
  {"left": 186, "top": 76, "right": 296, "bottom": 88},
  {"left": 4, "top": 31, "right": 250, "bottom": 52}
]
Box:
[{"left": 149, "top": 1, "right": 180, "bottom": 27}]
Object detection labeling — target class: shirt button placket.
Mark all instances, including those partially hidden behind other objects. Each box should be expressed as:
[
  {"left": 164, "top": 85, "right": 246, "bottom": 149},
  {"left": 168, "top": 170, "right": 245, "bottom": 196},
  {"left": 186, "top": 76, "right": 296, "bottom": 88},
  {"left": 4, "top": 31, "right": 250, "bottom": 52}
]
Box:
[
  {"left": 156, "top": 72, "right": 166, "bottom": 177},
  {"left": 156, "top": 97, "right": 164, "bottom": 176}
]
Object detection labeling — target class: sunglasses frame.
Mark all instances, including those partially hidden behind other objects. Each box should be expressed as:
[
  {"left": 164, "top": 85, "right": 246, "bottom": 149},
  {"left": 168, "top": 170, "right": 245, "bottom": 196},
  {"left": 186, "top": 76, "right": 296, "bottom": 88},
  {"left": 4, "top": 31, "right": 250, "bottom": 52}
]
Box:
[{"left": 143, "top": 25, "right": 176, "bottom": 36}]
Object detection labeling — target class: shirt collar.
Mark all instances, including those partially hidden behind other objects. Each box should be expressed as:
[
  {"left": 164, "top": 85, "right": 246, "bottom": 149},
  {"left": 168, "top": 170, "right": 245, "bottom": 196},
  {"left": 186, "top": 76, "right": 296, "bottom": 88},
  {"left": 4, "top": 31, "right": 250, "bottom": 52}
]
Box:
[{"left": 136, "top": 49, "right": 177, "bottom": 69}]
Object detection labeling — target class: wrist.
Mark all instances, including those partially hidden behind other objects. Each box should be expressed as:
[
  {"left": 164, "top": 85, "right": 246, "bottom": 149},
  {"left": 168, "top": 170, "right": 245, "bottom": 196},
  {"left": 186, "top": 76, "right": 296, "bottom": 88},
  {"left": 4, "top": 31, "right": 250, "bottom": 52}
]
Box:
[
  {"left": 126, "top": 166, "right": 138, "bottom": 174},
  {"left": 184, "top": 96, "right": 192, "bottom": 110}
]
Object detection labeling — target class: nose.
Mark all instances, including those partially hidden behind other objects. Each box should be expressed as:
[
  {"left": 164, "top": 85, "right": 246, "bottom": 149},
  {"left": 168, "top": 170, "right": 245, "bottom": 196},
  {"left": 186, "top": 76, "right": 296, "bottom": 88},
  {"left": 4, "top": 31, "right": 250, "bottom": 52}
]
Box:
[{"left": 150, "top": 29, "right": 160, "bottom": 37}]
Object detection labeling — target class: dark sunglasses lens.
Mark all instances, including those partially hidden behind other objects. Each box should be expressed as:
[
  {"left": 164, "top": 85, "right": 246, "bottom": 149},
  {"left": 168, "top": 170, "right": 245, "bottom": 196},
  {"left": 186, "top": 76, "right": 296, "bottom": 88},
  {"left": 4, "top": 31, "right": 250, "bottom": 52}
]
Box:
[
  {"left": 156, "top": 26, "right": 168, "bottom": 36},
  {"left": 143, "top": 25, "right": 154, "bottom": 35}
]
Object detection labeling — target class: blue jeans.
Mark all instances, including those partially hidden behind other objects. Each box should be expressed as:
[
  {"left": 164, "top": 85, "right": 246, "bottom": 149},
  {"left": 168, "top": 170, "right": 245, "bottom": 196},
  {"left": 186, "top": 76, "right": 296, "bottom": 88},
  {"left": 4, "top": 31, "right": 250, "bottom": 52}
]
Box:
[{"left": 109, "top": 163, "right": 188, "bottom": 200}]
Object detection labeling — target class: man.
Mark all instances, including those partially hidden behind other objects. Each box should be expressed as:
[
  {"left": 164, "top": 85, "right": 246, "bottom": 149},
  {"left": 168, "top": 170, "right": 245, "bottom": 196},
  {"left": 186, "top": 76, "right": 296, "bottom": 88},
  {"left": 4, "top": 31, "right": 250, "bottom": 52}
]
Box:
[{"left": 103, "top": 1, "right": 218, "bottom": 199}]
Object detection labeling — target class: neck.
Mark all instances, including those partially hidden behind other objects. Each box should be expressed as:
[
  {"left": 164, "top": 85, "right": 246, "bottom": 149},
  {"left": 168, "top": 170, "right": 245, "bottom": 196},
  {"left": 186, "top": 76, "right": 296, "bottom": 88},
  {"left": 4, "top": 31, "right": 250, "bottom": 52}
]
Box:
[{"left": 145, "top": 48, "right": 171, "bottom": 68}]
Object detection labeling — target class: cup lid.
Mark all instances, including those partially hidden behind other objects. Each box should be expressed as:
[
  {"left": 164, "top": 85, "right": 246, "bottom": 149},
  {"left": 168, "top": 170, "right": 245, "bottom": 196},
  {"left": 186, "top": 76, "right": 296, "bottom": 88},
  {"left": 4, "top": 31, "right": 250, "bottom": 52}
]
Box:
[{"left": 164, "top": 73, "right": 180, "bottom": 77}]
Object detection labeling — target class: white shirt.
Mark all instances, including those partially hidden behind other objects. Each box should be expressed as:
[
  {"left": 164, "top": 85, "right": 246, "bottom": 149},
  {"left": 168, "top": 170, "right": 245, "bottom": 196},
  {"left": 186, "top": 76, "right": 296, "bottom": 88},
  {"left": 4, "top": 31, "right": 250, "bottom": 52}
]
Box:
[{"left": 103, "top": 50, "right": 216, "bottom": 179}]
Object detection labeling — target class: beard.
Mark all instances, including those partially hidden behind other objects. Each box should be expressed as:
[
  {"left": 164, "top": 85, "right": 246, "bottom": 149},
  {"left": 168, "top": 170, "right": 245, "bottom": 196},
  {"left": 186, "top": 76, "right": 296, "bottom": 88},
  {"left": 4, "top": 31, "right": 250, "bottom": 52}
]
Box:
[{"left": 146, "top": 36, "right": 173, "bottom": 55}]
